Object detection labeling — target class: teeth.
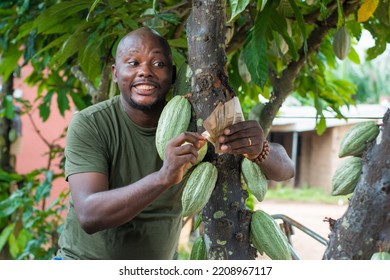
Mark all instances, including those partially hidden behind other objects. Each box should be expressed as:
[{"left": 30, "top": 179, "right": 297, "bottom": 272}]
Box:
[{"left": 136, "top": 84, "right": 155, "bottom": 90}]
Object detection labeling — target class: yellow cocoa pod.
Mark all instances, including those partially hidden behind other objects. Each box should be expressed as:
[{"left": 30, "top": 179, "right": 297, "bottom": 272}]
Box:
[
  {"left": 190, "top": 235, "right": 208, "bottom": 260},
  {"left": 182, "top": 162, "right": 218, "bottom": 217},
  {"left": 338, "top": 121, "right": 380, "bottom": 158},
  {"left": 156, "top": 95, "right": 192, "bottom": 160},
  {"left": 241, "top": 158, "right": 268, "bottom": 202},
  {"left": 250, "top": 210, "right": 292, "bottom": 260},
  {"left": 331, "top": 156, "right": 362, "bottom": 196},
  {"left": 333, "top": 25, "right": 351, "bottom": 60}
]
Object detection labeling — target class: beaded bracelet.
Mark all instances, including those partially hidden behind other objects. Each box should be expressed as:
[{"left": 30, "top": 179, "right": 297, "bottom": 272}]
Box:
[{"left": 250, "top": 140, "right": 270, "bottom": 165}]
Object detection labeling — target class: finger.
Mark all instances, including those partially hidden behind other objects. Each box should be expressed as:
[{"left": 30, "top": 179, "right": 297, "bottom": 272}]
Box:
[
  {"left": 170, "top": 132, "right": 206, "bottom": 149},
  {"left": 223, "top": 120, "right": 260, "bottom": 136},
  {"left": 220, "top": 138, "right": 262, "bottom": 154}
]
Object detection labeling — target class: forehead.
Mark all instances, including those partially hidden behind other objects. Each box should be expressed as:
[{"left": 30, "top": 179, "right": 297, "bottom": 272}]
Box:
[{"left": 116, "top": 30, "right": 171, "bottom": 60}]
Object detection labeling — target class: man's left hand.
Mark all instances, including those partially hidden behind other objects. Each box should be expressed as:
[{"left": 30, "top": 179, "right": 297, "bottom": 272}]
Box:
[{"left": 217, "top": 120, "right": 265, "bottom": 160}]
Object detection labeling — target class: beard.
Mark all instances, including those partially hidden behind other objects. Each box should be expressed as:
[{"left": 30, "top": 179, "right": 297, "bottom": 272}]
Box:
[{"left": 126, "top": 93, "right": 166, "bottom": 112}]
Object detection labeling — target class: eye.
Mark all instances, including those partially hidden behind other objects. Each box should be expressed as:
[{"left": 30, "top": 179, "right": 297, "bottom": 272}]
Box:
[
  {"left": 128, "top": 60, "right": 139, "bottom": 67},
  {"left": 153, "top": 61, "right": 165, "bottom": 68}
]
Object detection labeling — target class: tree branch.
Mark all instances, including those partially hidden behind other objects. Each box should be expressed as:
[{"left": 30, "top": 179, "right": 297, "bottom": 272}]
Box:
[
  {"left": 70, "top": 66, "right": 97, "bottom": 99},
  {"left": 261, "top": 0, "right": 360, "bottom": 136}
]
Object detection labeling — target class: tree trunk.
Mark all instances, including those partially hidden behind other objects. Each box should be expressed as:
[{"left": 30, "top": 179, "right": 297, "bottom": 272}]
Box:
[
  {"left": 186, "top": 0, "right": 256, "bottom": 260},
  {"left": 0, "top": 75, "right": 15, "bottom": 172},
  {"left": 323, "top": 109, "right": 390, "bottom": 259}
]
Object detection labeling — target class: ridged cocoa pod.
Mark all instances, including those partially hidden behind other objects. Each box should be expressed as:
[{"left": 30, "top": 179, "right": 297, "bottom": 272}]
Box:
[
  {"left": 182, "top": 162, "right": 218, "bottom": 217},
  {"left": 338, "top": 121, "right": 380, "bottom": 158},
  {"left": 371, "top": 252, "right": 390, "bottom": 260},
  {"left": 333, "top": 25, "right": 351, "bottom": 60},
  {"left": 241, "top": 158, "right": 268, "bottom": 202},
  {"left": 250, "top": 210, "right": 292, "bottom": 260},
  {"left": 155, "top": 95, "right": 191, "bottom": 160},
  {"left": 331, "top": 156, "right": 362, "bottom": 196},
  {"left": 190, "top": 235, "right": 208, "bottom": 260}
]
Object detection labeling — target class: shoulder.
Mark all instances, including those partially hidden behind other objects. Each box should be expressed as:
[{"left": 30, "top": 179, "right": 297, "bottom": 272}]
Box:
[{"left": 69, "top": 96, "right": 120, "bottom": 125}]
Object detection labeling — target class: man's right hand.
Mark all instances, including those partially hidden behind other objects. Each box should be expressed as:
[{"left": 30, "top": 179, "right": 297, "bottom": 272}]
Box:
[{"left": 158, "top": 132, "right": 206, "bottom": 187}]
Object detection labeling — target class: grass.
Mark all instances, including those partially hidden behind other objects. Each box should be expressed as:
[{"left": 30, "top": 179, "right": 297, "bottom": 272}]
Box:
[{"left": 263, "top": 184, "right": 351, "bottom": 204}]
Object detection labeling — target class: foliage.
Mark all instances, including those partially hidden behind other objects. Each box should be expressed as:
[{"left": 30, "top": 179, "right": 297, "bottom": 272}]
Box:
[
  {"left": 0, "top": 168, "right": 68, "bottom": 259},
  {"left": 0, "top": 0, "right": 389, "bottom": 259}
]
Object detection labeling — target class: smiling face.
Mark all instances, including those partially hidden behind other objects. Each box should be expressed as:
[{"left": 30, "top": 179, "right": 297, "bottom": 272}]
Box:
[{"left": 112, "top": 28, "right": 174, "bottom": 112}]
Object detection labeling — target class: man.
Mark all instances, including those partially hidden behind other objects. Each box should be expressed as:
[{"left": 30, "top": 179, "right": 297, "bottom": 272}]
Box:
[{"left": 55, "top": 27, "right": 294, "bottom": 260}]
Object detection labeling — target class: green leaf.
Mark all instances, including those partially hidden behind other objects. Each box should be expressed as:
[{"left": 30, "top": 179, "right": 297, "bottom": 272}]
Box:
[
  {"left": 4, "top": 95, "right": 15, "bottom": 119},
  {"left": 33, "top": 0, "right": 91, "bottom": 34},
  {"left": 316, "top": 115, "right": 326, "bottom": 135},
  {"left": 8, "top": 233, "right": 19, "bottom": 258},
  {"left": 168, "top": 38, "right": 188, "bottom": 49},
  {"left": 228, "top": 0, "right": 250, "bottom": 22},
  {"left": 0, "top": 224, "right": 15, "bottom": 252},
  {"left": 70, "top": 92, "right": 88, "bottom": 111},
  {"left": 269, "top": 11, "right": 298, "bottom": 60},
  {"left": 32, "top": 34, "right": 68, "bottom": 58},
  {"left": 53, "top": 31, "right": 87, "bottom": 68},
  {"left": 0, "top": 195, "right": 22, "bottom": 218},
  {"left": 86, "top": 0, "right": 102, "bottom": 21},
  {"left": 193, "top": 214, "right": 202, "bottom": 231},
  {"left": 336, "top": 0, "right": 345, "bottom": 28},
  {"left": 287, "top": 0, "right": 308, "bottom": 51},
  {"left": 243, "top": 5, "right": 271, "bottom": 89},
  {"left": 157, "top": 13, "right": 180, "bottom": 24},
  {"left": 347, "top": 46, "right": 360, "bottom": 64},
  {"left": 39, "top": 102, "right": 51, "bottom": 122},
  {"left": 57, "top": 91, "right": 70, "bottom": 117},
  {"left": 0, "top": 46, "right": 23, "bottom": 81}
]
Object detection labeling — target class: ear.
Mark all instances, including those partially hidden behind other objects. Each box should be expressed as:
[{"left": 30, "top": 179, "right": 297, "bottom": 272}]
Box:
[
  {"left": 111, "top": 64, "right": 118, "bottom": 83},
  {"left": 171, "top": 65, "right": 177, "bottom": 84}
]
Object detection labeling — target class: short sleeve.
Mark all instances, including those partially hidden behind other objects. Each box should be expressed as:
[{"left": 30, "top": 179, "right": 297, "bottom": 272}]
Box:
[{"left": 64, "top": 112, "right": 108, "bottom": 180}]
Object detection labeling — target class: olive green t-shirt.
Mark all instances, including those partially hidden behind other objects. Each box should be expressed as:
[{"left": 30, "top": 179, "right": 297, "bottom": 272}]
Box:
[{"left": 56, "top": 95, "right": 183, "bottom": 260}]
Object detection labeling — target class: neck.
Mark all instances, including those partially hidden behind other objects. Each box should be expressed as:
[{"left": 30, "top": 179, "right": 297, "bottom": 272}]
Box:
[{"left": 120, "top": 95, "right": 164, "bottom": 128}]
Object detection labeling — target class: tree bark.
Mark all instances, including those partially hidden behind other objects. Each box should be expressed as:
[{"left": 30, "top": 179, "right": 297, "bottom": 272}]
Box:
[
  {"left": 187, "top": 0, "right": 256, "bottom": 260},
  {"left": 0, "top": 76, "right": 15, "bottom": 172},
  {"left": 323, "top": 110, "right": 390, "bottom": 259}
]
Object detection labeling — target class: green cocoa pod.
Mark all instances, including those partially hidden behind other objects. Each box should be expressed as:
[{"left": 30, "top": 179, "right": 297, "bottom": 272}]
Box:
[
  {"left": 331, "top": 156, "right": 362, "bottom": 196},
  {"left": 156, "top": 95, "right": 192, "bottom": 160},
  {"left": 182, "top": 162, "right": 218, "bottom": 217},
  {"left": 333, "top": 25, "right": 351, "bottom": 60},
  {"left": 172, "top": 63, "right": 192, "bottom": 97},
  {"left": 190, "top": 235, "right": 208, "bottom": 260},
  {"left": 371, "top": 252, "right": 390, "bottom": 260},
  {"left": 182, "top": 141, "right": 208, "bottom": 175},
  {"left": 241, "top": 158, "right": 268, "bottom": 202},
  {"left": 338, "top": 121, "right": 380, "bottom": 158},
  {"left": 250, "top": 210, "right": 292, "bottom": 260}
]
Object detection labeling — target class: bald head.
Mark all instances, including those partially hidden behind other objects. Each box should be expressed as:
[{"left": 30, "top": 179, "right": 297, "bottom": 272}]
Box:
[{"left": 115, "top": 27, "right": 172, "bottom": 64}]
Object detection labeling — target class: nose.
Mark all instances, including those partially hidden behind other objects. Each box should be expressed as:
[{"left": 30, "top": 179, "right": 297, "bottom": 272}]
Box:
[{"left": 138, "top": 63, "right": 153, "bottom": 78}]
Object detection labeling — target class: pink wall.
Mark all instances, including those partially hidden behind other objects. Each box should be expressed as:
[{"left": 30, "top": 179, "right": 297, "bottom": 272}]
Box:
[{"left": 13, "top": 65, "right": 74, "bottom": 202}]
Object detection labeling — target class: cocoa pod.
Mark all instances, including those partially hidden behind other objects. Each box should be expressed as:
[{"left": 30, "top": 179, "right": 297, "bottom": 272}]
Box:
[
  {"left": 155, "top": 95, "right": 192, "bottom": 160},
  {"left": 371, "top": 252, "right": 390, "bottom": 260},
  {"left": 241, "top": 158, "right": 268, "bottom": 202},
  {"left": 338, "top": 121, "right": 380, "bottom": 158},
  {"left": 333, "top": 25, "right": 351, "bottom": 60},
  {"left": 331, "top": 156, "right": 362, "bottom": 196},
  {"left": 182, "top": 162, "right": 218, "bottom": 217},
  {"left": 190, "top": 235, "right": 208, "bottom": 260},
  {"left": 250, "top": 210, "right": 292, "bottom": 260}
]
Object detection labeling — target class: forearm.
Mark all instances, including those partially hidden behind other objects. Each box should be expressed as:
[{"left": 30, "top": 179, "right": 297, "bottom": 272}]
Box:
[
  {"left": 73, "top": 171, "right": 171, "bottom": 234},
  {"left": 258, "top": 143, "right": 295, "bottom": 181}
]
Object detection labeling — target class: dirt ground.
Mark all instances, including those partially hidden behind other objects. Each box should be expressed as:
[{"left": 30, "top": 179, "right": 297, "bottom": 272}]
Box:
[{"left": 180, "top": 200, "right": 348, "bottom": 260}]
